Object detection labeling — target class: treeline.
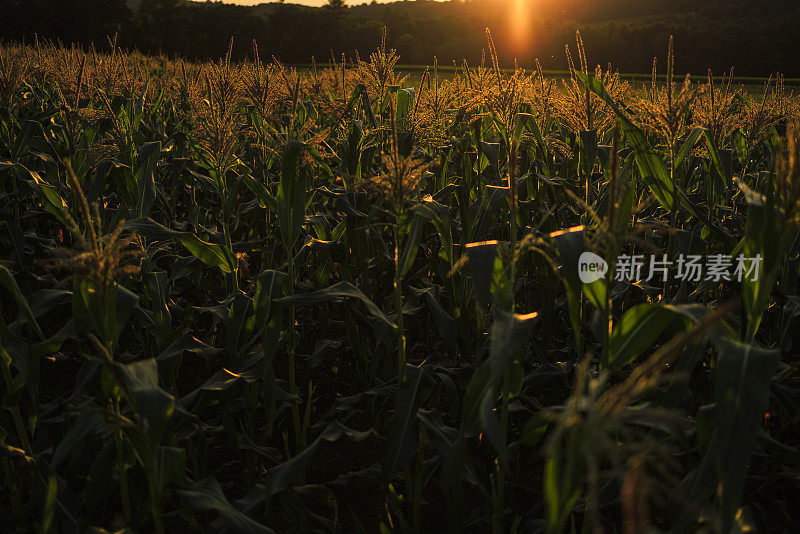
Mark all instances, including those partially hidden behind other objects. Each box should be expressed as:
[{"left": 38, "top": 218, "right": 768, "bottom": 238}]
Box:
[{"left": 1, "top": 0, "right": 799, "bottom": 76}]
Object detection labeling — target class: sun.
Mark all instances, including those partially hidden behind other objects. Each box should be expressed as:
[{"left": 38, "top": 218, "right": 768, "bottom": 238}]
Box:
[{"left": 509, "top": 0, "right": 533, "bottom": 55}]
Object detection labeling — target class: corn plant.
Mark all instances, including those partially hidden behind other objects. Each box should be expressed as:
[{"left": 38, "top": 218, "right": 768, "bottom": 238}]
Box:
[{"left": 0, "top": 35, "right": 799, "bottom": 534}]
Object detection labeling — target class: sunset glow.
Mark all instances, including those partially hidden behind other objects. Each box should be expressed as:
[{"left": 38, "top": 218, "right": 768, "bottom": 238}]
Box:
[
  {"left": 223, "top": 0, "right": 378, "bottom": 5},
  {"left": 509, "top": 0, "right": 532, "bottom": 55}
]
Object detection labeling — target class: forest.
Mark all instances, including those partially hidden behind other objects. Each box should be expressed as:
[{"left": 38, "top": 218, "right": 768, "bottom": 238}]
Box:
[{"left": 2, "top": 0, "right": 800, "bottom": 75}]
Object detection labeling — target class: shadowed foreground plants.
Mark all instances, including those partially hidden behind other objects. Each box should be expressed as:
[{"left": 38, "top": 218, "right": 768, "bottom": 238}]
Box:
[{"left": 1, "top": 34, "right": 799, "bottom": 533}]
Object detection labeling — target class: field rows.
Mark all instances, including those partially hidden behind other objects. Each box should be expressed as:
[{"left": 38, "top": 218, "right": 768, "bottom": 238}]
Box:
[{"left": 1, "top": 34, "right": 799, "bottom": 532}]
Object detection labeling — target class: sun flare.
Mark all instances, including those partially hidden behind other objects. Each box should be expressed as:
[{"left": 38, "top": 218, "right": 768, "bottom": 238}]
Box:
[{"left": 509, "top": 0, "right": 533, "bottom": 55}]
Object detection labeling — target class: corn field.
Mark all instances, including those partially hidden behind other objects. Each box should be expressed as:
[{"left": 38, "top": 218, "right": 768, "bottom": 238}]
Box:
[{"left": 1, "top": 32, "right": 800, "bottom": 533}]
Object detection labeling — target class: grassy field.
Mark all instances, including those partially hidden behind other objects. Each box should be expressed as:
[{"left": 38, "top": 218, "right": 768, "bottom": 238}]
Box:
[
  {"left": 298, "top": 62, "right": 800, "bottom": 90},
  {"left": 1, "top": 33, "right": 800, "bottom": 533}
]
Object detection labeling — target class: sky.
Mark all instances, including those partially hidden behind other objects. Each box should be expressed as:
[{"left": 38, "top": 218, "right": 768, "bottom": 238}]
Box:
[{"left": 223, "top": 0, "right": 402, "bottom": 5}]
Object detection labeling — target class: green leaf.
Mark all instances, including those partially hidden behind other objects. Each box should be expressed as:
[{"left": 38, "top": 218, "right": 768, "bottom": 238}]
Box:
[
  {"left": 85, "top": 442, "right": 116, "bottom": 517},
  {"left": 739, "top": 193, "right": 782, "bottom": 341},
  {"left": 153, "top": 446, "right": 187, "bottom": 491},
  {"left": 277, "top": 141, "right": 308, "bottom": 249},
  {"left": 143, "top": 270, "right": 172, "bottom": 349},
  {"left": 418, "top": 410, "right": 468, "bottom": 532},
  {"left": 412, "top": 195, "right": 453, "bottom": 265},
  {"left": 156, "top": 334, "right": 221, "bottom": 365},
  {"left": 382, "top": 365, "right": 433, "bottom": 480},
  {"left": 415, "top": 286, "right": 458, "bottom": 357},
  {"left": 52, "top": 412, "right": 107, "bottom": 467},
  {"left": 181, "top": 353, "right": 265, "bottom": 407},
  {"left": 579, "top": 129, "right": 598, "bottom": 176},
  {"left": 489, "top": 309, "right": 539, "bottom": 384},
  {"left": 241, "top": 173, "right": 277, "bottom": 212},
  {"left": 21, "top": 167, "right": 69, "bottom": 224},
  {"left": 124, "top": 218, "right": 184, "bottom": 240},
  {"left": 512, "top": 112, "right": 535, "bottom": 145},
  {"left": 358, "top": 84, "right": 377, "bottom": 128},
  {"left": 582, "top": 278, "right": 607, "bottom": 314},
  {"left": 396, "top": 88, "right": 414, "bottom": 132},
  {"left": 551, "top": 226, "right": 586, "bottom": 344},
  {"left": 465, "top": 240, "right": 499, "bottom": 308},
  {"left": 0, "top": 265, "right": 44, "bottom": 340},
  {"left": 254, "top": 270, "right": 287, "bottom": 326},
  {"left": 519, "top": 412, "right": 549, "bottom": 447},
  {"left": 675, "top": 127, "right": 706, "bottom": 168},
  {"left": 397, "top": 213, "right": 424, "bottom": 278},
  {"left": 577, "top": 73, "right": 675, "bottom": 211},
  {"left": 10, "top": 120, "right": 38, "bottom": 162},
  {"left": 277, "top": 281, "right": 395, "bottom": 330},
  {"left": 116, "top": 358, "right": 174, "bottom": 449},
  {"left": 237, "top": 421, "right": 375, "bottom": 517},
  {"left": 608, "top": 304, "right": 679, "bottom": 370},
  {"left": 72, "top": 282, "right": 139, "bottom": 347},
  {"left": 178, "top": 234, "right": 237, "bottom": 274},
  {"left": 134, "top": 141, "right": 160, "bottom": 218},
  {"left": 470, "top": 185, "right": 507, "bottom": 241},
  {"left": 544, "top": 430, "right": 584, "bottom": 532},
  {"left": 177, "top": 478, "right": 275, "bottom": 534},
  {"left": 461, "top": 360, "right": 492, "bottom": 430},
  {"left": 713, "top": 338, "right": 779, "bottom": 533}
]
